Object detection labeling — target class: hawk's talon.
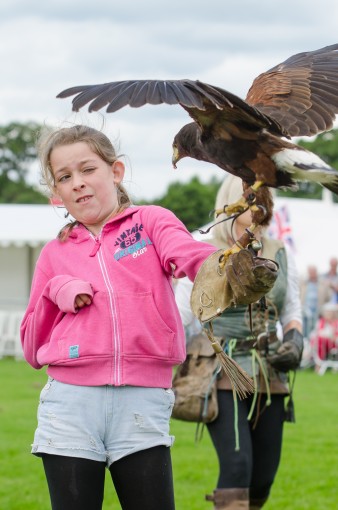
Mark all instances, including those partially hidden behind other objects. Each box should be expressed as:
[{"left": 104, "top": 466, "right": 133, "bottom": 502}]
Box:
[
  {"left": 214, "top": 205, "right": 228, "bottom": 218},
  {"left": 248, "top": 203, "right": 259, "bottom": 212},
  {"left": 246, "top": 193, "right": 257, "bottom": 205},
  {"left": 256, "top": 204, "right": 267, "bottom": 214},
  {"left": 224, "top": 197, "right": 248, "bottom": 216},
  {"left": 218, "top": 243, "right": 242, "bottom": 270}
]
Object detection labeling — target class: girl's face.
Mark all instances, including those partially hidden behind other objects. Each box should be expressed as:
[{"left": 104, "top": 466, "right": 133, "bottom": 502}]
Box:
[{"left": 51, "top": 142, "right": 125, "bottom": 235}]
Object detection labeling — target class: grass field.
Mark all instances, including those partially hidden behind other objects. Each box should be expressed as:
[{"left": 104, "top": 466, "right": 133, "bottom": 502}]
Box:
[{"left": 0, "top": 358, "right": 337, "bottom": 509}]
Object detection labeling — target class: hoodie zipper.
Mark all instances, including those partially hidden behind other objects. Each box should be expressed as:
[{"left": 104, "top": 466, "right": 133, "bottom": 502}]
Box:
[
  {"left": 89, "top": 237, "right": 101, "bottom": 257},
  {"left": 90, "top": 233, "right": 121, "bottom": 385}
]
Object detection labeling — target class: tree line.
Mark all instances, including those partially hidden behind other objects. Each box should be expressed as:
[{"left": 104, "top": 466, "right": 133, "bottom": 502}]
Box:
[{"left": 1, "top": 122, "right": 337, "bottom": 232}]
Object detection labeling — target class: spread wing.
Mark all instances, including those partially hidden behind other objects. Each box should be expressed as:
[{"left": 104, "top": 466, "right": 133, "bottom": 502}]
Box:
[
  {"left": 57, "top": 79, "right": 285, "bottom": 137},
  {"left": 245, "top": 43, "right": 338, "bottom": 137},
  {"left": 57, "top": 79, "right": 207, "bottom": 112}
]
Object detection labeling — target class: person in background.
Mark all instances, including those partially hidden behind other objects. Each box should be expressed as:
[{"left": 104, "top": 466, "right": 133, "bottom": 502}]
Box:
[
  {"left": 20, "top": 124, "right": 222, "bottom": 510},
  {"left": 175, "top": 175, "right": 303, "bottom": 510},
  {"left": 300, "top": 265, "right": 332, "bottom": 339},
  {"left": 310, "top": 302, "right": 338, "bottom": 369},
  {"left": 322, "top": 257, "right": 338, "bottom": 304}
]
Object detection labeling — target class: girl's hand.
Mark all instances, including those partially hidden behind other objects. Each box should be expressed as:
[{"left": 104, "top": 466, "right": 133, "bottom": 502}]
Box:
[{"left": 74, "top": 293, "right": 92, "bottom": 310}]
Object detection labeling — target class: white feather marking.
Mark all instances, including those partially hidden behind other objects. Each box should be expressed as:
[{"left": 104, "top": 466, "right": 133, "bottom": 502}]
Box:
[{"left": 272, "top": 148, "right": 337, "bottom": 183}]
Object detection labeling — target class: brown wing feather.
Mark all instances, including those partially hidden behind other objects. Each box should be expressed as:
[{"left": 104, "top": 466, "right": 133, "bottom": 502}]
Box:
[
  {"left": 57, "top": 79, "right": 217, "bottom": 113},
  {"left": 183, "top": 81, "right": 286, "bottom": 137},
  {"left": 245, "top": 44, "right": 338, "bottom": 137},
  {"left": 57, "top": 79, "right": 285, "bottom": 137}
]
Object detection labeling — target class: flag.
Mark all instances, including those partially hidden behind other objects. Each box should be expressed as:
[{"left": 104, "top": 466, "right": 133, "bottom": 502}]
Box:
[{"left": 268, "top": 205, "right": 296, "bottom": 251}]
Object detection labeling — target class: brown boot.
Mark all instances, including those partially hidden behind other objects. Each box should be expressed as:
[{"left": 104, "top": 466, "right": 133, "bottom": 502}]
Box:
[
  {"left": 206, "top": 488, "right": 249, "bottom": 509},
  {"left": 250, "top": 497, "right": 268, "bottom": 509}
]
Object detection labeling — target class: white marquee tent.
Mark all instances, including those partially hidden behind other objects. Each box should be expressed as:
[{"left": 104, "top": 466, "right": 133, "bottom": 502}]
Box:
[{"left": 0, "top": 204, "right": 68, "bottom": 310}]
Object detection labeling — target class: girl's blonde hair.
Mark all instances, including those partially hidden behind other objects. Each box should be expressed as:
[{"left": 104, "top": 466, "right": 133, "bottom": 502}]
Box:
[{"left": 37, "top": 125, "right": 132, "bottom": 239}]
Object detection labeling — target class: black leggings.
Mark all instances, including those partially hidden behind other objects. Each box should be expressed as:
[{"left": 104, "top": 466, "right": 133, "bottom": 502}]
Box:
[
  {"left": 42, "top": 445, "right": 175, "bottom": 510},
  {"left": 207, "top": 390, "right": 285, "bottom": 501}
]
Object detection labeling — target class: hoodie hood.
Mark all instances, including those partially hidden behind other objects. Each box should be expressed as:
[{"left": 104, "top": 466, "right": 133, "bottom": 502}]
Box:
[{"left": 64, "top": 205, "right": 141, "bottom": 243}]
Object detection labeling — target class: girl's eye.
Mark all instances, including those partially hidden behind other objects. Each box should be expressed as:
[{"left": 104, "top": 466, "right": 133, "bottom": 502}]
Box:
[
  {"left": 58, "top": 174, "right": 70, "bottom": 182},
  {"left": 83, "top": 167, "right": 95, "bottom": 173}
]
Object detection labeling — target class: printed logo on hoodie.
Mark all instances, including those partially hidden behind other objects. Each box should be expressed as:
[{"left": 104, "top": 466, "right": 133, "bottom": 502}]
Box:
[{"left": 114, "top": 222, "right": 153, "bottom": 261}]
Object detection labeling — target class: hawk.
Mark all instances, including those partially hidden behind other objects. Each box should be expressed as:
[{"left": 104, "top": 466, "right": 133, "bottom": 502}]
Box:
[{"left": 57, "top": 43, "right": 338, "bottom": 252}]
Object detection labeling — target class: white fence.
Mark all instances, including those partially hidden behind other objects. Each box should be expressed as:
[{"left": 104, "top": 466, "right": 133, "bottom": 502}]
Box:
[{"left": 0, "top": 310, "right": 25, "bottom": 359}]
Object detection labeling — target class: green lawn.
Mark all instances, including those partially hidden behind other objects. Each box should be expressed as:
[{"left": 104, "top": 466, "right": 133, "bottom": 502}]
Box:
[{"left": 0, "top": 359, "right": 337, "bottom": 509}]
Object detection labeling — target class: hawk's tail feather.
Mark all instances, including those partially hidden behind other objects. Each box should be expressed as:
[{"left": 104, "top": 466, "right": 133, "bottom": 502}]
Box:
[{"left": 323, "top": 180, "right": 338, "bottom": 196}]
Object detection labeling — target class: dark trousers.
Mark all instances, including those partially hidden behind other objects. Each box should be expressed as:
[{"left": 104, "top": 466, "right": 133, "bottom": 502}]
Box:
[
  {"left": 42, "top": 445, "right": 175, "bottom": 510},
  {"left": 207, "top": 390, "right": 285, "bottom": 501}
]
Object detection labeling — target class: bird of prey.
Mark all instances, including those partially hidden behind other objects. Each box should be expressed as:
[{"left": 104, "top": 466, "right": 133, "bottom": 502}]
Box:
[{"left": 57, "top": 43, "right": 338, "bottom": 252}]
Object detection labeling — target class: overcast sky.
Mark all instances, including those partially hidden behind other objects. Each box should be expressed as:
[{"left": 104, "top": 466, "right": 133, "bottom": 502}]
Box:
[{"left": 1, "top": 0, "right": 338, "bottom": 200}]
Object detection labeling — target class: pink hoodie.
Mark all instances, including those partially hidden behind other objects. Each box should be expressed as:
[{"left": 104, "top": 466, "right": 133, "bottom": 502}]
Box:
[{"left": 21, "top": 205, "right": 217, "bottom": 388}]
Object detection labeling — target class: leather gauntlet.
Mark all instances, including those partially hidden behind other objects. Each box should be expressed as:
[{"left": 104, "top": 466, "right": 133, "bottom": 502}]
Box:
[
  {"left": 190, "top": 248, "right": 279, "bottom": 322},
  {"left": 268, "top": 328, "right": 304, "bottom": 372}
]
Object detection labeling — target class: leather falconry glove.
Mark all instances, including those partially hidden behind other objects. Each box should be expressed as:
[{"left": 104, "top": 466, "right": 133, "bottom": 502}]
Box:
[
  {"left": 190, "top": 248, "right": 279, "bottom": 399},
  {"left": 190, "top": 248, "right": 279, "bottom": 322},
  {"left": 267, "top": 328, "right": 304, "bottom": 372}
]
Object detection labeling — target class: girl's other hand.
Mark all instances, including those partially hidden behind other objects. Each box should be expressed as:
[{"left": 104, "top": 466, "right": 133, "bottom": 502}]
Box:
[{"left": 74, "top": 293, "right": 92, "bottom": 310}]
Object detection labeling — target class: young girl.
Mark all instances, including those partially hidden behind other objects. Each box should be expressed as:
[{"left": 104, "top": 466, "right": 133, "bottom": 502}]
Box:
[{"left": 20, "top": 124, "right": 219, "bottom": 510}]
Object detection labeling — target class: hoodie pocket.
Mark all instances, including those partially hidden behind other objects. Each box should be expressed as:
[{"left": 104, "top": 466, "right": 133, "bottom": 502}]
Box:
[
  {"left": 116, "top": 292, "right": 175, "bottom": 359},
  {"left": 38, "top": 290, "right": 113, "bottom": 364}
]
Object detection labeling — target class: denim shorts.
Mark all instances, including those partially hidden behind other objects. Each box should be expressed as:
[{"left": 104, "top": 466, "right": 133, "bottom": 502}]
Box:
[{"left": 32, "top": 377, "right": 175, "bottom": 467}]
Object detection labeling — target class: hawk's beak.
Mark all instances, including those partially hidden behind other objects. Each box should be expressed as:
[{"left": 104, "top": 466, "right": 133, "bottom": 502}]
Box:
[{"left": 172, "top": 146, "right": 179, "bottom": 169}]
